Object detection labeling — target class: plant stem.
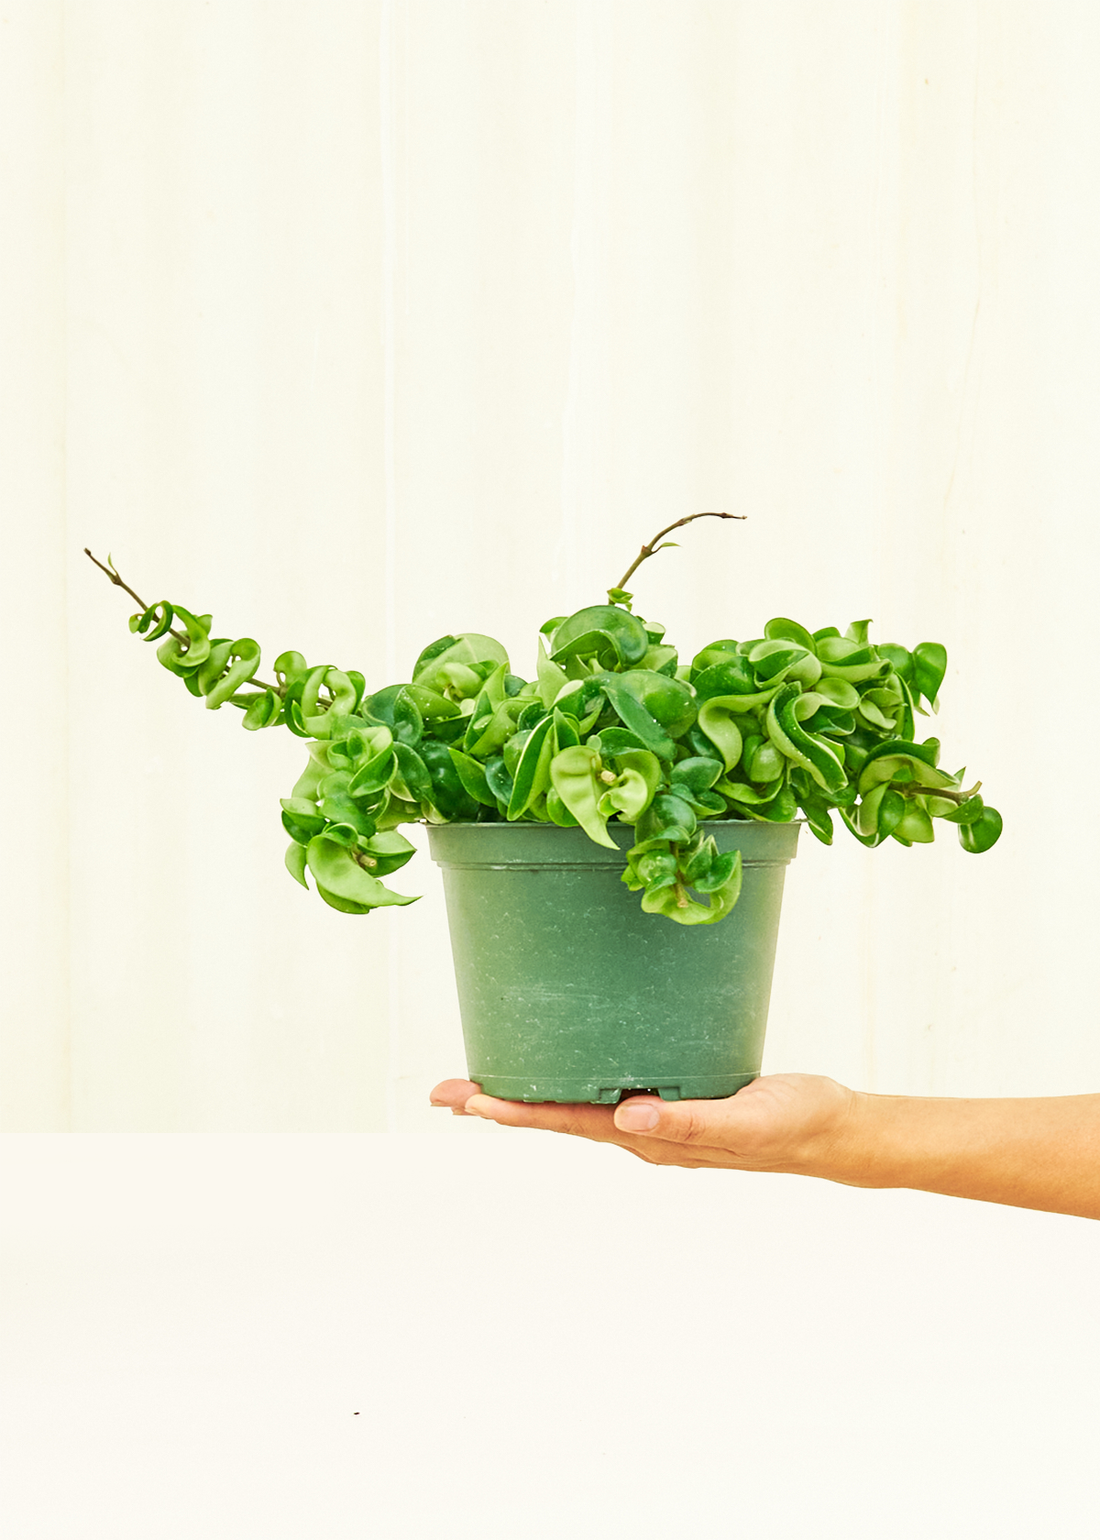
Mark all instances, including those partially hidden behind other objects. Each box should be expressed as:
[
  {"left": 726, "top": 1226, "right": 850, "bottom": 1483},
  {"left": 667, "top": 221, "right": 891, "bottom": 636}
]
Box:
[
  {"left": 84, "top": 547, "right": 280, "bottom": 694},
  {"left": 907, "top": 780, "right": 982, "bottom": 804},
  {"left": 84, "top": 547, "right": 160, "bottom": 623},
  {"left": 613, "top": 511, "right": 746, "bottom": 594}
]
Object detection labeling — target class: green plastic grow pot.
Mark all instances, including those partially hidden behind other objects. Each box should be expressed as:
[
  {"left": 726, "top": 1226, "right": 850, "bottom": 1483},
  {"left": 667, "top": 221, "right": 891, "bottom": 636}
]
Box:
[{"left": 426, "top": 818, "right": 800, "bottom": 1105}]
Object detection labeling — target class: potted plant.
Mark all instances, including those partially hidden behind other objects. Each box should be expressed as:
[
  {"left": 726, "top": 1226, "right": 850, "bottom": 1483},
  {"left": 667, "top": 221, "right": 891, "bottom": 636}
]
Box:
[{"left": 87, "top": 513, "right": 1001, "bottom": 1104}]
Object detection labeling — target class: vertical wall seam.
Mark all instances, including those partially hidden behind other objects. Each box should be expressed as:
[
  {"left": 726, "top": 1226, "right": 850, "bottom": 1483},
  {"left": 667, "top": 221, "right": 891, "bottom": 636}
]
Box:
[
  {"left": 559, "top": 0, "right": 613, "bottom": 608},
  {"left": 380, "top": 0, "right": 401, "bottom": 1130},
  {"left": 60, "top": 0, "right": 73, "bottom": 1130}
]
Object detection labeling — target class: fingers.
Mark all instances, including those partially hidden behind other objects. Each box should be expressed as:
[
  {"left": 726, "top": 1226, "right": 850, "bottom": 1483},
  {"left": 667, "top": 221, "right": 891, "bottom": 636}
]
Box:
[
  {"left": 612, "top": 1096, "right": 711, "bottom": 1143},
  {"left": 429, "top": 1079, "right": 744, "bottom": 1156},
  {"left": 429, "top": 1079, "right": 482, "bottom": 1114},
  {"left": 430, "top": 1072, "right": 857, "bottom": 1175},
  {"left": 460, "top": 1092, "right": 739, "bottom": 1167},
  {"left": 464, "top": 1093, "right": 622, "bottom": 1143}
]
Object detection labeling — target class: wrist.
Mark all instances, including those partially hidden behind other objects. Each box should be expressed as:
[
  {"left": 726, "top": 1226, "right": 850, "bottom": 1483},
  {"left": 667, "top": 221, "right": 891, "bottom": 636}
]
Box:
[{"left": 798, "top": 1087, "right": 903, "bottom": 1188}]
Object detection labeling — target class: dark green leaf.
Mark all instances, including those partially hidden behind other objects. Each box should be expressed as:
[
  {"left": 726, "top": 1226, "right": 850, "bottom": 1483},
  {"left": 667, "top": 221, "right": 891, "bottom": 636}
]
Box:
[
  {"left": 681, "top": 836, "right": 717, "bottom": 885},
  {"left": 546, "top": 787, "right": 580, "bottom": 827},
  {"left": 764, "top": 617, "right": 817, "bottom": 652},
  {"left": 241, "top": 690, "right": 281, "bottom": 730},
  {"left": 692, "top": 656, "right": 757, "bottom": 700},
  {"left": 552, "top": 709, "right": 581, "bottom": 751},
  {"left": 693, "top": 851, "right": 737, "bottom": 892},
  {"left": 636, "top": 793, "right": 697, "bottom": 845},
  {"left": 671, "top": 756, "right": 724, "bottom": 795},
  {"left": 508, "top": 715, "right": 555, "bottom": 820},
  {"left": 348, "top": 745, "right": 396, "bottom": 796},
  {"left": 447, "top": 748, "right": 497, "bottom": 807},
  {"left": 483, "top": 755, "right": 514, "bottom": 805},
  {"left": 280, "top": 797, "right": 328, "bottom": 845},
  {"left": 364, "top": 684, "right": 424, "bottom": 746},
  {"left": 420, "top": 739, "right": 480, "bottom": 819},
  {"left": 959, "top": 806, "right": 1002, "bottom": 853},
  {"left": 549, "top": 605, "right": 650, "bottom": 669},
  {"left": 766, "top": 683, "right": 847, "bottom": 794},
  {"left": 319, "top": 793, "right": 376, "bottom": 837},
  {"left": 912, "top": 642, "right": 947, "bottom": 710},
  {"left": 392, "top": 742, "right": 432, "bottom": 803}
]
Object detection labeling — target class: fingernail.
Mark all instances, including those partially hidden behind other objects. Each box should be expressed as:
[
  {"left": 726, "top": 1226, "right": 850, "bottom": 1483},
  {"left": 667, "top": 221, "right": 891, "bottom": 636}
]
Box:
[{"left": 616, "top": 1103, "right": 659, "bottom": 1132}]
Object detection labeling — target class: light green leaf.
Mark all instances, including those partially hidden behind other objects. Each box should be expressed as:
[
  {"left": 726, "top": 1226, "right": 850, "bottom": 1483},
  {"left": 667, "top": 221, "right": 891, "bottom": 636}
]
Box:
[
  {"left": 696, "top": 698, "right": 744, "bottom": 772},
  {"left": 306, "top": 835, "right": 418, "bottom": 910},
  {"left": 549, "top": 745, "right": 616, "bottom": 848},
  {"left": 285, "top": 842, "right": 309, "bottom": 888}
]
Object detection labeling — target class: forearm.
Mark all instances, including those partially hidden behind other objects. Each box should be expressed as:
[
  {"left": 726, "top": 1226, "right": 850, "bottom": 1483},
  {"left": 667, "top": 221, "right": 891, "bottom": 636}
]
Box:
[{"left": 816, "top": 1091, "right": 1100, "bottom": 1219}]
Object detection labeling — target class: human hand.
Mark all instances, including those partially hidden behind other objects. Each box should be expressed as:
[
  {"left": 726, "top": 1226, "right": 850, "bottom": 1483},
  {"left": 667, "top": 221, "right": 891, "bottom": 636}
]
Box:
[{"left": 429, "top": 1073, "right": 860, "bottom": 1175}]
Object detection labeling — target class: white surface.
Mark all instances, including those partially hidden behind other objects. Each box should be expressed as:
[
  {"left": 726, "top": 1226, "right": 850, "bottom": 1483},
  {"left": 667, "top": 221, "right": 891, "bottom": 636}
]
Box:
[{"left": 3, "top": 1129, "right": 1099, "bottom": 1539}]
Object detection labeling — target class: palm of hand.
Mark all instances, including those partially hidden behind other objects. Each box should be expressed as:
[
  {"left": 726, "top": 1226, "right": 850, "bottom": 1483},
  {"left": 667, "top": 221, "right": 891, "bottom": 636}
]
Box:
[{"left": 430, "top": 1072, "right": 856, "bottom": 1175}]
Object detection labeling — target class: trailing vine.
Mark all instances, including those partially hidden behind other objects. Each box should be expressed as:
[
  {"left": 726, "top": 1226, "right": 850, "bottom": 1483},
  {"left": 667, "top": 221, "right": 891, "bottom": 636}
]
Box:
[{"left": 87, "top": 523, "right": 1001, "bottom": 922}]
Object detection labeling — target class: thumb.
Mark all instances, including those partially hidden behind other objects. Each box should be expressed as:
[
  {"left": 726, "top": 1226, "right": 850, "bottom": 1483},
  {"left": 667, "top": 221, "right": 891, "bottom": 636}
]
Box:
[{"left": 613, "top": 1095, "right": 715, "bottom": 1143}]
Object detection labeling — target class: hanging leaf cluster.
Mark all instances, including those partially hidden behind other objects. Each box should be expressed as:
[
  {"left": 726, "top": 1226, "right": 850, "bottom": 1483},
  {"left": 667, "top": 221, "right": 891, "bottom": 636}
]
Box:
[{"left": 104, "top": 552, "right": 1001, "bottom": 926}]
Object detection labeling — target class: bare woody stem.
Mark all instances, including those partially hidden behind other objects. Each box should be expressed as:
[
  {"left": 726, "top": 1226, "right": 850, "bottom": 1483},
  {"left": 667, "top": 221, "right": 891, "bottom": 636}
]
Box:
[
  {"left": 84, "top": 547, "right": 159, "bottom": 623},
  {"left": 613, "top": 511, "right": 747, "bottom": 594},
  {"left": 84, "top": 547, "right": 281, "bottom": 695}
]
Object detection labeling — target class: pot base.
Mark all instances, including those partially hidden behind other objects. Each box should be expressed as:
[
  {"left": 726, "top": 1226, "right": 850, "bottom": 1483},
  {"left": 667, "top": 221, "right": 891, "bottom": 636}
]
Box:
[{"left": 472, "top": 1071, "right": 760, "bottom": 1105}]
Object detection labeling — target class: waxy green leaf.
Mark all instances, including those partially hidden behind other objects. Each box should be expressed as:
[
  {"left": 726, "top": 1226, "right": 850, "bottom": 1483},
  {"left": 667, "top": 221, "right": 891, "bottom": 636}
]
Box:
[
  {"left": 815, "top": 635, "right": 887, "bottom": 683},
  {"left": 392, "top": 742, "right": 433, "bottom": 804},
  {"left": 763, "top": 616, "right": 817, "bottom": 652},
  {"left": 155, "top": 606, "right": 212, "bottom": 673},
  {"left": 636, "top": 793, "right": 697, "bottom": 846},
  {"left": 766, "top": 683, "right": 847, "bottom": 794},
  {"left": 549, "top": 605, "right": 650, "bottom": 670},
  {"left": 913, "top": 642, "right": 947, "bottom": 711},
  {"left": 280, "top": 797, "right": 327, "bottom": 845},
  {"left": 695, "top": 698, "right": 745, "bottom": 772},
  {"left": 958, "top": 805, "right": 1002, "bottom": 853},
  {"left": 307, "top": 834, "right": 418, "bottom": 913},
  {"left": 549, "top": 745, "right": 616, "bottom": 848},
  {"left": 412, "top": 633, "right": 509, "bottom": 698},
  {"left": 364, "top": 684, "right": 424, "bottom": 746},
  {"left": 240, "top": 689, "right": 281, "bottom": 730},
  {"left": 103, "top": 549, "right": 998, "bottom": 932},
  {"left": 447, "top": 747, "right": 497, "bottom": 807},
  {"left": 692, "top": 656, "right": 757, "bottom": 700},
  {"left": 507, "top": 714, "right": 555, "bottom": 820},
  {"left": 130, "top": 601, "right": 175, "bottom": 641}
]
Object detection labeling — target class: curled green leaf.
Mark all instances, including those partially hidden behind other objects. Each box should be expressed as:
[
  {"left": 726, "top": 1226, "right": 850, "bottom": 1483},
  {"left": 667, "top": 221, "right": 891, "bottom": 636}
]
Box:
[
  {"left": 548, "top": 745, "right": 616, "bottom": 848},
  {"left": 766, "top": 683, "right": 847, "bottom": 794},
  {"left": 156, "top": 606, "right": 212, "bottom": 673},
  {"left": 306, "top": 834, "right": 418, "bottom": 912},
  {"left": 130, "top": 602, "right": 175, "bottom": 641},
  {"left": 913, "top": 642, "right": 947, "bottom": 711},
  {"left": 549, "top": 605, "right": 650, "bottom": 670},
  {"left": 958, "top": 805, "right": 1002, "bottom": 853},
  {"left": 694, "top": 699, "right": 745, "bottom": 772}
]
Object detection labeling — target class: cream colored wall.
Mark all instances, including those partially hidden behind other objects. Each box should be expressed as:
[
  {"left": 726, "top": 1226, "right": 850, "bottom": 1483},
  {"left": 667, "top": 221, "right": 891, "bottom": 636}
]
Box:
[{"left": 3, "top": 0, "right": 1099, "bottom": 1130}]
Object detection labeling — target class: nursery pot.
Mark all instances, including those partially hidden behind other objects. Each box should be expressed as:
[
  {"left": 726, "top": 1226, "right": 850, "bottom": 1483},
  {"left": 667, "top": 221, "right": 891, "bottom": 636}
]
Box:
[{"left": 426, "top": 818, "right": 800, "bottom": 1105}]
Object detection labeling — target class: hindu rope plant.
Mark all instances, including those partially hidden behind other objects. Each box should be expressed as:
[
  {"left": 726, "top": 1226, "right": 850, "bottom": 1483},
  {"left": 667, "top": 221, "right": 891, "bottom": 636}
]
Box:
[{"left": 87, "top": 513, "right": 1001, "bottom": 926}]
